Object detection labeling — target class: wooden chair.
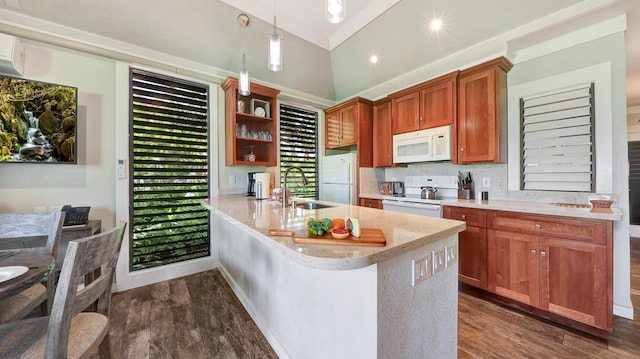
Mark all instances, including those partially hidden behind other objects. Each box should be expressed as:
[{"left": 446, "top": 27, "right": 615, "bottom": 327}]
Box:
[
  {"left": 0, "top": 211, "right": 65, "bottom": 323},
  {"left": 0, "top": 221, "right": 127, "bottom": 359}
]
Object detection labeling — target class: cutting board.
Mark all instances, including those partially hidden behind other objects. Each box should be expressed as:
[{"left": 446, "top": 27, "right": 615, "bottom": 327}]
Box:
[{"left": 268, "top": 228, "right": 386, "bottom": 247}]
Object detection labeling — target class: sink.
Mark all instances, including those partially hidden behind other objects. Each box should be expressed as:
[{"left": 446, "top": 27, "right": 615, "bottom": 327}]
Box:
[{"left": 295, "top": 202, "right": 335, "bottom": 210}]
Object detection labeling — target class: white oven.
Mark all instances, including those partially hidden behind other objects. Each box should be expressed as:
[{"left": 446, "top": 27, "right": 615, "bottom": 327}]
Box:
[
  {"left": 381, "top": 175, "right": 459, "bottom": 218},
  {"left": 393, "top": 125, "right": 452, "bottom": 164}
]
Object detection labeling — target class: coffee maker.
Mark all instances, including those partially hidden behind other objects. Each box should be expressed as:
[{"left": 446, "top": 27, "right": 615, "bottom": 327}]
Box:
[{"left": 247, "top": 172, "right": 256, "bottom": 196}]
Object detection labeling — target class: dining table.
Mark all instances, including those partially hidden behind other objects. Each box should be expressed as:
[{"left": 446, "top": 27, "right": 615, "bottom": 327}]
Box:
[{"left": 0, "top": 251, "right": 55, "bottom": 301}]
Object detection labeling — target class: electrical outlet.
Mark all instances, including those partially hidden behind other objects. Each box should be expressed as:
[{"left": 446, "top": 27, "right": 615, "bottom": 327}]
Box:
[
  {"left": 228, "top": 175, "right": 236, "bottom": 184},
  {"left": 445, "top": 243, "right": 457, "bottom": 268},
  {"left": 482, "top": 177, "right": 490, "bottom": 188},
  {"left": 412, "top": 255, "right": 432, "bottom": 286},
  {"left": 433, "top": 248, "right": 446, "bottom": 274}
]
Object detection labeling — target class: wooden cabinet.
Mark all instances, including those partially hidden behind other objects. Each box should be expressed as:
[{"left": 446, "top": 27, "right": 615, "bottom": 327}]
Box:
[
  {"left": 456, "top": 57, "right": 512, "bottom": 164},
  {"left": 390, "top": 71, "right": 458, "bottom": 135},
  {"left": 222, "top": 77, "right": 280, "bottom": 166},
  {"left": 486, "top": 210, "right": 613, "bottom": 331},
  {"left": 373, "top": 98, "right": 393, "bottom": 167},
  {"left": 443, "top": 206, "right": 487, "bottom": 289},
  {"left": 359, "top": 198, "right": 383, "bottom": 209},
  {"left": 324, "top": 97, "right": 373, "bottom": 167}
]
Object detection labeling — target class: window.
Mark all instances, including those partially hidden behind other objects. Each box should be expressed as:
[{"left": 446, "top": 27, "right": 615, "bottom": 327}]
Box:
[
  {"left": 129, "top": 68, "right": 210, "bottom": 271},
  {"left": 520, "top": 84, "right": 594, "bottom": 192},
  {"left": 279, "top": 104, "right": 318, "bottom": 198}
]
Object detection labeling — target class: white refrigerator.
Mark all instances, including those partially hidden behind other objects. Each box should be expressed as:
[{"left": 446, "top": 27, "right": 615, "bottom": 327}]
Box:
[{"left": 320, "top": 153, "right": 358, "bottom": 205}]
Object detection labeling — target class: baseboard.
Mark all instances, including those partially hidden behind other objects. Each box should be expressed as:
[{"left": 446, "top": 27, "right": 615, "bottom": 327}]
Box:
[
  {"left": 218, "top": 266, "right": 291, "bottom": 359},
  {"left": 614, "top": 303, "right": 635, "bottom": 320}
]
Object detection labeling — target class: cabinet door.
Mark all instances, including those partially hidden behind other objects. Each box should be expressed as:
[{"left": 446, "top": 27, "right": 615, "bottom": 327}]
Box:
[
  {"left": 539, "top": 237, "right": 609, "bottom": 329},
  {"left": 488, "top": 229, "right": 539, "bottom": 306},
  {"left": 325, "top": 109, "right": 341, "bottom": 148},
  {"left": 339, "top": 105, "right": 357, "bottom": 146},
  {"left": 421, "top": 81, "right": 454, "bottom": 128},
  {"left": 373, "top": 99, "right": 392, "bottom": 167},
  {"left": 457, "top": 68, "right": 498, "bottom": 163},
  {"left": 392, "top": 92, "right": 420, "bottom": 134},
  {"left": 458, "top": 225, "right": 487, "bottom": 288}
]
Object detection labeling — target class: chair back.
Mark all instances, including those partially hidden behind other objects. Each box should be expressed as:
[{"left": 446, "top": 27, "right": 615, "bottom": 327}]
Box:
[
  {"left": 0, "top": 212, "right": 65, "bottom": 259},
  {"left": 44, "top": 221, "right": 126, "bottom": 359}
]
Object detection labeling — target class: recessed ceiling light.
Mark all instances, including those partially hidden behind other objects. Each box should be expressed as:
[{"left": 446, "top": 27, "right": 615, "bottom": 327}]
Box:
[
  {"left": 369, "top": 55, "right": 379, "bottom": 64},
  {"left": 430, "top": 19, "right": 442, "bottom": 32}
]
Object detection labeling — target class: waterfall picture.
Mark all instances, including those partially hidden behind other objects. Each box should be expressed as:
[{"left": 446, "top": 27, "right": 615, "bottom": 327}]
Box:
[{"left": 0, "top": 76, "right": 77, "bottom": 163}]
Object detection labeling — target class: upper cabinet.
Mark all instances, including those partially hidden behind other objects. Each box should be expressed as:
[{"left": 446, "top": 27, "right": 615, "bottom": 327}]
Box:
[
  {"left": 222, "top": 77, "right": 280, "bottom": 166},
  {"left": 390, "top": 71, "right": 458, "bottom": 135},
  {"left": 324, "top": 97, "right": 374, "bottom": 167},
  {"left": 456, "top": 57, "right": 512, "bottom": 164},
  {"left": 373, "top": 98, "right": 393, "bottom": 167}
]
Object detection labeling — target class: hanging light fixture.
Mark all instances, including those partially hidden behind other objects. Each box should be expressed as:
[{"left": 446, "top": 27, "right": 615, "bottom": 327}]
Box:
[
  {"left": 239, "top": 53, "right": 250, "bottom": 96},
  {"left": 268, "top": 16, "right": 282, "bottom": 72},
  {"left": 325, "top": 0, "right": 345, "bottom": 23}
]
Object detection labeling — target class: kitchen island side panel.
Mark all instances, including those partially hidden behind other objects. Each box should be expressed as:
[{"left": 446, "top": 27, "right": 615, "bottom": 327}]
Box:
[
  {"left": 214, "top": 215, "right": 378, "bottom": 359},
  {"left": 378, "top": 234, "right": 458, "bottom": 359}
]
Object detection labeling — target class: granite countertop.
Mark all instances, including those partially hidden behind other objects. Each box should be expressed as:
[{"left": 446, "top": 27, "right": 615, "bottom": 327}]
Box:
[
  {"left": 203, "top": 196, "right": 465, "bottom": 270},
  {"left": 443, "top": 199, "right": 623, "bottom": 221}
]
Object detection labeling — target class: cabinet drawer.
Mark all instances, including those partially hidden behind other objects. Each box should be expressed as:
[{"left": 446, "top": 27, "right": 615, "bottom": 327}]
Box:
[
  {"left": 359, "top": 198, "right": 383, "bottom": 209},
  {"left": 443, "top": 206, "right": 486, "bottom": 228},
  {"left": 487, "top": 211, "right": 607, "bottom": 245}
]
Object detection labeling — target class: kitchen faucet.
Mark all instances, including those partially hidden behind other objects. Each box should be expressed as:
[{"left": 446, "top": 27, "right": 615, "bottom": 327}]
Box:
[{"left": 282, "top": 166, "right": 308, "bottom": 208}]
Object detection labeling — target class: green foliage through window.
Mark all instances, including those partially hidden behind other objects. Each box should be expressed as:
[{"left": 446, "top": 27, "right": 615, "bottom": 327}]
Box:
[
  {"left": 280, "top": 104, "right": 318, "bottom": 198},
  {"left": 129, "top": 69, "right": 210, "bottom": 271}
]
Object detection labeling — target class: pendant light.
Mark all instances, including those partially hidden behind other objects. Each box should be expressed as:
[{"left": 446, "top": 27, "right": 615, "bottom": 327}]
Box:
[
  {"left": 268, "top": 16, "right": 282, "bottom": 72},
  {"left": 239, "top": 53, "right": 250, "bottom": 96},
  {"left": 325, "top": 0, "right": 345, "bottom": 23}
]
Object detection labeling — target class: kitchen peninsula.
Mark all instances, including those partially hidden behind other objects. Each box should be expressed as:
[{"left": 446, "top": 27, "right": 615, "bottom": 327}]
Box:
[{"left": 203, "top": 196, "right": 465, "bottom": 359}]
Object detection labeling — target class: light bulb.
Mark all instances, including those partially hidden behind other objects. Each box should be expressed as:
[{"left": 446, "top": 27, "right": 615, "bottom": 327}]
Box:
[
  {"left": 239, "top": 54, "right": 250, "bottom": 96},
  {"left": 268, "top": 17, "right": 282, "bottom": 72},
  {"left": 325, "top": 0, "right": 345, "bottom": 23}
]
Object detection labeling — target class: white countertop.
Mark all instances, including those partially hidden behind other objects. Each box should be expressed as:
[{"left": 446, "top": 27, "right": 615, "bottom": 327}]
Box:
[
  {"left": 359, "top": 193, "right": 621, "bottom": 221},
  {"left": 203, "top": 195, "right": 465, "bottom": 270},
  {"left": 443, "top": 199, "right": 623, "bottom": 221}
]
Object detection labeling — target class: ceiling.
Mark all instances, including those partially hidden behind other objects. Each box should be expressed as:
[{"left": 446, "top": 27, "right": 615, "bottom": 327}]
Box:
[{"left": 0, "top": 0, "right": 638, "bottom": 106}]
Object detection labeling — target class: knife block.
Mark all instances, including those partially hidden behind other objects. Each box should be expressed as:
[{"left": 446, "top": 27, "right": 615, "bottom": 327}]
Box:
[{"left": 458, "top": 189, "right": 473, "bottom": 199}]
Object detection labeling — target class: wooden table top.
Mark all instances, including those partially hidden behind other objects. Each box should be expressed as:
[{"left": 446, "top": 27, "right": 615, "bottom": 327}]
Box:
[{"left": 0, "top": 251, "right": 55, "bottom": 301}]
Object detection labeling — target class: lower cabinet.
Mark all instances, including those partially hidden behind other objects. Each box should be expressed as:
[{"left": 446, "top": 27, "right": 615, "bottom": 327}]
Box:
[
  {"left": 359, "top": 198, "right": 383, "bottom": 209},
  {"left": 443, "top": 206, "right": 487, "bottom": 288},
  {"left": 446, "top": 206, "right": 613, "bottom": 332}
]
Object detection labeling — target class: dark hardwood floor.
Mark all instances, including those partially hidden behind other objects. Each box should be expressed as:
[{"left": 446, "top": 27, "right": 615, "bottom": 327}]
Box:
[{"left": 108, "top": 237, "right": 640, "bottom": 358}]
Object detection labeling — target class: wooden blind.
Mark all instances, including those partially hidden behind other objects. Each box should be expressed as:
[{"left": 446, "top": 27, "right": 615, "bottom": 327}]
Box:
[
  {"left": 129, "top": 68, "right": 210, "bottom": 271},
  {"left": 279, "top": 104, "right": 318, "bottom": 198},
  {"left": 521, "top": 84, "right": 594, "bottom": 192}
]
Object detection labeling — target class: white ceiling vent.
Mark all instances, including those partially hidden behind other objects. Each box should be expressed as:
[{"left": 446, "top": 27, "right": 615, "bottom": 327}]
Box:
[{"left": 0, "top": 33, "right": 24, "bottom": 76}]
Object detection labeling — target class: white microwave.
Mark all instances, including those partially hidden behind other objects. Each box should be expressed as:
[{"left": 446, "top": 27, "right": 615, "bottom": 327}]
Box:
[{"left": 392, "top": 125, "right": 452, "bottom": 163}]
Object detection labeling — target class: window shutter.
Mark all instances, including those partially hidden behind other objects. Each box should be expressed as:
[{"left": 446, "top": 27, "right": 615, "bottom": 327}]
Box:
[
  {"left": 129, "top": 69, "right": 210, "bottom": 271},
  {"left": 279, "top": 104, "right": 318, "bottom": 199},
  {"left": 521, "top": 84, "right": 594, "bottom": 192}
]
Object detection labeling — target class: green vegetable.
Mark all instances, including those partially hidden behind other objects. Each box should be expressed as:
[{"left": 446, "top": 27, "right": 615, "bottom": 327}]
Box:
[{"left": 307, "top": 217, "right": 332, "bottom": 236}]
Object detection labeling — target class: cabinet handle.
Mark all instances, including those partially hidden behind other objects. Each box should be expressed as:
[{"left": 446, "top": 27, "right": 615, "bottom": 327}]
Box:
[
  {"left": 461, "top": 214, "right": 466, "bottom": 219},
  {"left": 531, "top": 249, "right": 537, "bottom": 255},
  {"left": 460, "top": 147, "right": 465, "bottom": 152},
  {"left": 535, "top": 224, "right": 541, "bottom": 229},
  {"left": 541, "top": 251, "right": 547, "bottom": 257},
  {"left": 420, "top": 117, "right": 423, "bottom": 124},
  {"left": 415, "top": 117, "right": 419, "bottom": 124}
]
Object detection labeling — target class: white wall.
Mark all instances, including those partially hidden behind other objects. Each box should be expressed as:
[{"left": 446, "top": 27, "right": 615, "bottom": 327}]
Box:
[{"left": 0, "top": 42, "right": 117, "bottom": 227}]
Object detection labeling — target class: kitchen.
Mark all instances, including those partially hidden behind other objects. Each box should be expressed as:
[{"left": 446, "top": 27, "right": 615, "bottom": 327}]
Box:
[{"left": 0, "top": 0, "right": 637, "bottom": 357}]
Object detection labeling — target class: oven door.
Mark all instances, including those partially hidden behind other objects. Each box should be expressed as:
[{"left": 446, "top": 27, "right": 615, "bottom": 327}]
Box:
[{"left": 381, "top": 200, "right": 442, "bottom": 217}]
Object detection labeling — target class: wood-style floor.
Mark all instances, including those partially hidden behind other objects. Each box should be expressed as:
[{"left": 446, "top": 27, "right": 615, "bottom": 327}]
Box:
[{"left": 108, "top": 237, "right": 640, "bottom": 358}]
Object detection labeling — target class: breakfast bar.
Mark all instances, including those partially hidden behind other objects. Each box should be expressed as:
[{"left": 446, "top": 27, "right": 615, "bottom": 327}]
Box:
[{"left": 203, "top": 196, "right": 465, "bottom": 359}]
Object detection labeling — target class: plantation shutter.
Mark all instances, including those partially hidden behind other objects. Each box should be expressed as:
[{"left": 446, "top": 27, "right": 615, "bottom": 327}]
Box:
[
  {"left": 280, "top": 104, "right": 318, "bottom": 198},
  {"left": 521, "top": 84, "right": 594, "bottom": 192},
  {"left": 129, "top": 68, "right": 210, "bottom": 271}
]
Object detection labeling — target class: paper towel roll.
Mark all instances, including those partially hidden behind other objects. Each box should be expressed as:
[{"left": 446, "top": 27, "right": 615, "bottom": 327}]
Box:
[{"left": 254, "top": 173, "right": 270, "bottom": 200}]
